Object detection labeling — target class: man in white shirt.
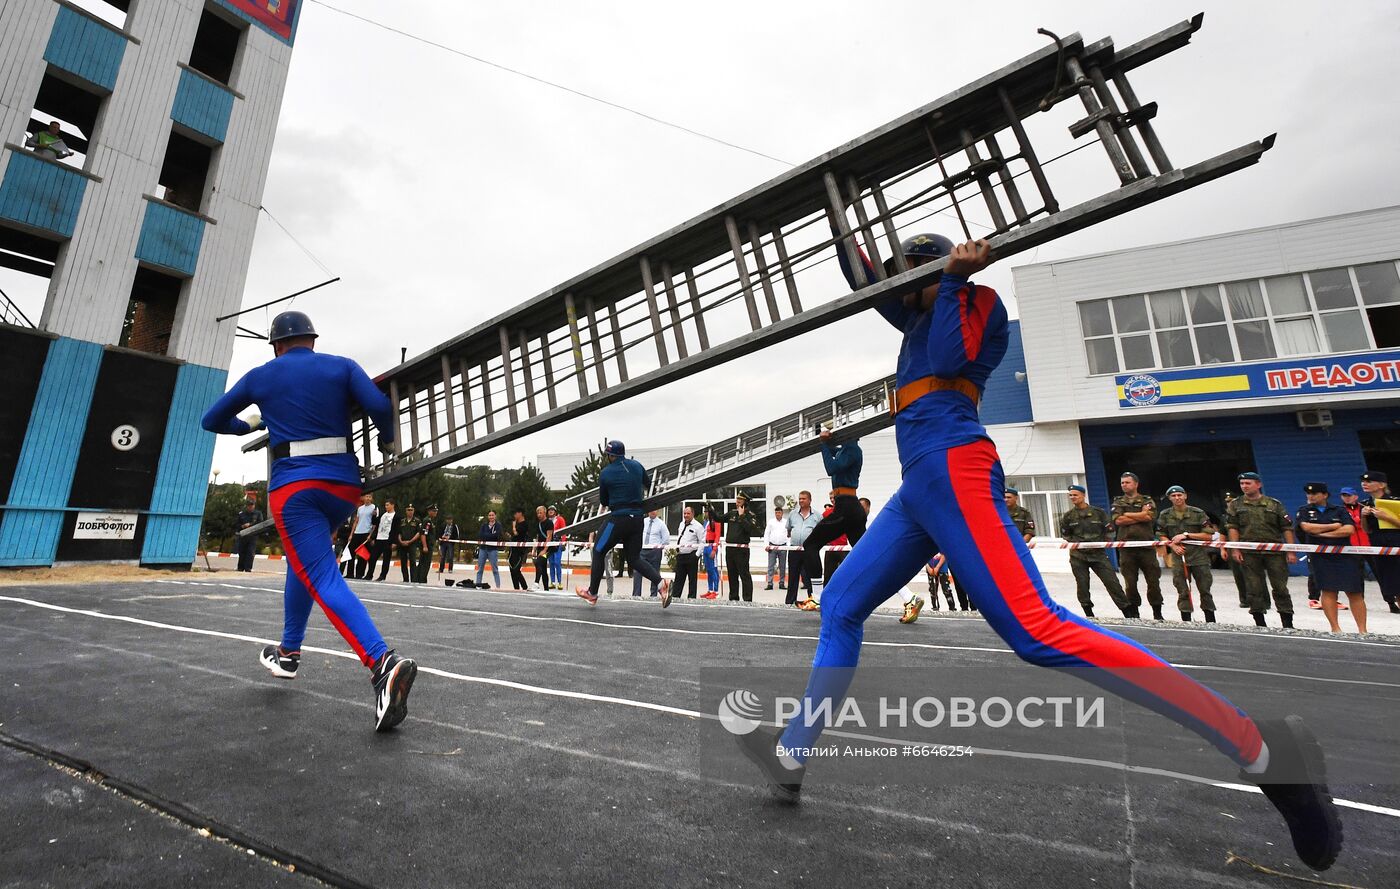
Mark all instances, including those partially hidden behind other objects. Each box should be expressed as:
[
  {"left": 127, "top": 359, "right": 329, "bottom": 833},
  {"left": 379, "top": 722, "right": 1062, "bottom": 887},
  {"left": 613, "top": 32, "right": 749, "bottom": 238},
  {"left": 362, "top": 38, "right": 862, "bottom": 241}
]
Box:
[
  {"left": 764, "top": 506, "right": 790, "bottom": 591},
  {"left": 345, "top": 493, "right": 378, "bottom": 579},
  {"left": 367, "top": 499, "right": 399, "bottom": 582},
  {"left": 672, "top": 505, "right": 706, "bottom": 601},
  {"left": 634, "top": 509, "right": 670, "bottom": 597}
]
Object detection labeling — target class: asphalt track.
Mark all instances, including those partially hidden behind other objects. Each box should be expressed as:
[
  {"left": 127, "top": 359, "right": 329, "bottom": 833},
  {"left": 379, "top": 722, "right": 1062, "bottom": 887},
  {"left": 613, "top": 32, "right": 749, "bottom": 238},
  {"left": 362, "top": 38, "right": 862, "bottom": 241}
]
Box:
[{"left": 2, "top": 575, "right": 1397, "bottom": 888}]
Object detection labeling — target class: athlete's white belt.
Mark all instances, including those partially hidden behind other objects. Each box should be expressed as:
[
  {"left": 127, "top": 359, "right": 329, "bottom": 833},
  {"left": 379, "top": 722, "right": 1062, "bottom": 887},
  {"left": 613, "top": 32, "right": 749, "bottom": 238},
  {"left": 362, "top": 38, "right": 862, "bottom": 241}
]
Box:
[{"left": 285, "top": 436, "right": 349, "bottom": 458}]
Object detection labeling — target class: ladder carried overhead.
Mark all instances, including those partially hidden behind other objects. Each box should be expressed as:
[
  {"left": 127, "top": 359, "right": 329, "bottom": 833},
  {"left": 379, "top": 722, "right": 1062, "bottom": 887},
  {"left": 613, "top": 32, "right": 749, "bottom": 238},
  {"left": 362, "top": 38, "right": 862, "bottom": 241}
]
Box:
[
  {"left": 560, "top": 376, "right": 897, "bottom": 538},
  {"left": 242, "top": 13, "right": 1272, "bottom": 533}
]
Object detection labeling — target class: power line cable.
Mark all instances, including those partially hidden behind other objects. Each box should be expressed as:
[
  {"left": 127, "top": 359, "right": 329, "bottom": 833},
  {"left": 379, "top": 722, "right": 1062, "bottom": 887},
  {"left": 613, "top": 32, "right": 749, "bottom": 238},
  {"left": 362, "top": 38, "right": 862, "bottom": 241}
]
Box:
[
  {"left": 259, "top": 205, "right": 335, "bottom": 276},
  {"left": 306, "top": 0, "right": 793, "bottom": 166}
]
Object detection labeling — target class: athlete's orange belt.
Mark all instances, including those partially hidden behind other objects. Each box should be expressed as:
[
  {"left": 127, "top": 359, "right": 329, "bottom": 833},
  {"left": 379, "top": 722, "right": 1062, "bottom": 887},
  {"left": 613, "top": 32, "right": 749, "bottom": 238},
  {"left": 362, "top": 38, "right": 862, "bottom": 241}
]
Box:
[
  {"left": 831, "top": 487, "right": 859, "bottom": 498},
  {"left": 892, "top": 376, "right": 980, "bottom": 416}
]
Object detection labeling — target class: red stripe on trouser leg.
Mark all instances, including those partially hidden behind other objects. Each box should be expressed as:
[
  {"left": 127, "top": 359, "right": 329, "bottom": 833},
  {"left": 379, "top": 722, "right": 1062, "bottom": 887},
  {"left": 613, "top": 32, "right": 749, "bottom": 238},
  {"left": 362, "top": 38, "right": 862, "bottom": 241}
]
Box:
[
  {"left": 945, "top": 440, "right": 1263, "bottom": 764},
  {"left": 270, "top": 479, "right": 376, "bottom": 667}
]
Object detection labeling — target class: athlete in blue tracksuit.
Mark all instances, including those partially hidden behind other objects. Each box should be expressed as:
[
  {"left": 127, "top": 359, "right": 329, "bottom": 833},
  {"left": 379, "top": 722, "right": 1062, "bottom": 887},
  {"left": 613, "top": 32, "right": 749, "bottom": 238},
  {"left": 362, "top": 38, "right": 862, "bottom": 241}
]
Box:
[
  {"left": 737, "top": 238, "right": 1342, "bottom": 870},
  {"left": 799, "top": 434, "right": 866, "bottom": 597},
  {"left": 202, "top": 311, "right": 417, "bottom": 732},
  {"left": 576, "top": 440, "right": 670, "bottom": 606}
]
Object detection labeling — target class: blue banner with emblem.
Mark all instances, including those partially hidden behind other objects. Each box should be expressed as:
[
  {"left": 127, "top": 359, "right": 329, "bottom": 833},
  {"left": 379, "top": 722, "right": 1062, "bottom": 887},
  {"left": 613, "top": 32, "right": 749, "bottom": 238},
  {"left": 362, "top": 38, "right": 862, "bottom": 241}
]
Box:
[{"left": 1116, "top": 350, "right": 1400, "bottom": 408}]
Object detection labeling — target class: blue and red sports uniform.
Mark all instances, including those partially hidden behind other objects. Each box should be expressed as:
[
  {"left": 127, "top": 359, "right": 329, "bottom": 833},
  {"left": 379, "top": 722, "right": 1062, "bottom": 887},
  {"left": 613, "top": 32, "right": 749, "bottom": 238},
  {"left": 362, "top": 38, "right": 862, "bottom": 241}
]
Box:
[
  {"left": 202, "top": 347, "right": 395, "bottom": 668},
  {"left": 779, "top": 262, "right": 1264, "bottom": 767}
]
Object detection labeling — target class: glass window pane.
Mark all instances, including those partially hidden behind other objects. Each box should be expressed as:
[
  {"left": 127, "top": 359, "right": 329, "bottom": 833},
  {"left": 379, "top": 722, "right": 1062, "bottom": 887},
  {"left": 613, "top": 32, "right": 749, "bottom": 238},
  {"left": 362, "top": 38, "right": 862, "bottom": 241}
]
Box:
[
  {"left": 1322, "top": 310, "right": 1370, "bottom": 352},
  {"left": 1085, "top": 338, "right": 1118, "bottom": 375},
  {"left": 1234, "top": 319, "right": 1277, "bottom": 360},
  {"left": 1225, "top": 280, "right": 1266, "bottom": 319},
  {"left": 1120, "top": 333, "right": 1155, "bottom": 370},
  {"left": 1111, "top": 294, "right": 1150, "bottom": 332},
  {"left": 1156, "top": 328, "right": 1195, "bottom": 367},
  {"left": 1186, "top": 286, "right": 1225, "bottom": 323},
  {"left": 1193, "top": 324, "right": 1234, "bottom": 364},
  {"left": 1308, "top": 268, "right": 1357, "bottom": 310},
  {"left": 1264, "top": 275, "right": 1310, "bottom": 315},
  {"left": 1274, "top": 317, "right": 1320, "bottom": 356},
  {"left": 1078, "top": 300, "right": 1113, "bottom": 337},
  {"left": 1149, "top": 290, "right": 1187, "bottom": 328},
  {"left": 1037, "top": 474, "right": 1075, "bottom": 491},
  {"left": 1355, "top": 262, "right": 1400, "bottom": 306},
  {"left": 1005, "top": 476, "right": 1031, "bottom": 492}
]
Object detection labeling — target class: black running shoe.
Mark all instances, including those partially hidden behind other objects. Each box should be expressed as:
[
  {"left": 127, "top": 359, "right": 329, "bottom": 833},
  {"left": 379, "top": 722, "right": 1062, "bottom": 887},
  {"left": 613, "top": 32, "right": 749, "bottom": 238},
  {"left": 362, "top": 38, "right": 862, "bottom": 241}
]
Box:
[
  {"left": 260, "top": 645, "right": 299, "bottom": 679},
  {"left": 1242, "top": 716, "right": 1343, "bottom": 871},
  {"left": 371, "top": 650, "right": 418, "bottom": 732},
  {"left": 736, "top": 727, "right": 804, "bottom": 803}
]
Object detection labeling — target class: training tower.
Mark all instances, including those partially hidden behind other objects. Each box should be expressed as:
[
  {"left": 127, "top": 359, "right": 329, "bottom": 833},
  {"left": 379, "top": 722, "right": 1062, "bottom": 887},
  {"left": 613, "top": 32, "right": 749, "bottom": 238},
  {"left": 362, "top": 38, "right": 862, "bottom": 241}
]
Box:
[{"left": 0, "top": 0, "right": 300, "bottom": 566}]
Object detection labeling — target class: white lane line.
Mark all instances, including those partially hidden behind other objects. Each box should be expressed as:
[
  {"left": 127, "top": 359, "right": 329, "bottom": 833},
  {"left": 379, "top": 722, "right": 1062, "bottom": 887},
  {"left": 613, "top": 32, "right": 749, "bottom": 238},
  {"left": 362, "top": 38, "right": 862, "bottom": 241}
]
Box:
[
  {"left": 174, "top": 577, "right": 1400, "bottom": 650},
  {"left": 3, "top": 593, "right": 1397, "bottom": 821},
  {"left": 127, "top": 584, "right": 1400, "bottom": 688}
]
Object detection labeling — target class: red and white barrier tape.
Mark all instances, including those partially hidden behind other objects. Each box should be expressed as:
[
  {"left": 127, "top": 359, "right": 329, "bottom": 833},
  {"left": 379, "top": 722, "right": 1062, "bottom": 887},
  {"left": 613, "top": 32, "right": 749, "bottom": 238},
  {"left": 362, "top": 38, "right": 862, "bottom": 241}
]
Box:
[{"left": 1061, "top": 539, "right": 1400, "bottom": 556}]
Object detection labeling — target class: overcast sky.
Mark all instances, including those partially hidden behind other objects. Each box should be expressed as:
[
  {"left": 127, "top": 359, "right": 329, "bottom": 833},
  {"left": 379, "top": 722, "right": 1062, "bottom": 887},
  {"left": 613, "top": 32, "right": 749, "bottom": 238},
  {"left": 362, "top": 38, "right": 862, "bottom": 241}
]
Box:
[{"left": 13, "top": 1, "right": 1400, "bottom": 484}]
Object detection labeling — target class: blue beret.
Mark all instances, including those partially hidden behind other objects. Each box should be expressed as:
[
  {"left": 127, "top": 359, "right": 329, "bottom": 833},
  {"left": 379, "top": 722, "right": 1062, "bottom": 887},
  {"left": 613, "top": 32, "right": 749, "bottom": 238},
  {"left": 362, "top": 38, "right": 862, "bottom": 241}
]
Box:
[
  {"left": 1068, "top": 485, "right": 1087, "bottom": 494},
  {"left": 1004, "top": 487, "right": 1020, "bottom": 496},
  {"left": 1237, "top": 471, "right": 1261, "bottom": 481},
  {"left": 1165, "top": 485, "right": 1185, "bottom": 496}
]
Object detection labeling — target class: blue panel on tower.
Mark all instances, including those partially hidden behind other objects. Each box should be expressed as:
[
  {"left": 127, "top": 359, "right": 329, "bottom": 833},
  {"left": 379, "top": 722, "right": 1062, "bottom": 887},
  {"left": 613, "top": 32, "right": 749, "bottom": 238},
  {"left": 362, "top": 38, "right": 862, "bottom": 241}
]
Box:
[
  {"left": 135, "top": 200, "right": 207, "bottom": 277},
  {"left": 171, "top": 68, "right": 236, "bottom": 144},
  {"left": 43, "top": 5, "right": 127, "bottom": 92},
  {"left": 0, "top": 150, "right": 89, "bottom": 237},
  {"left": 979, "top": 320, "right": 1033, "bottom": 426},
  {"left": 143, "top": 363, "right": 229, "bottom": 564},
  {"left": 0, "top": 338, "right": 103, "bottom": 565}
]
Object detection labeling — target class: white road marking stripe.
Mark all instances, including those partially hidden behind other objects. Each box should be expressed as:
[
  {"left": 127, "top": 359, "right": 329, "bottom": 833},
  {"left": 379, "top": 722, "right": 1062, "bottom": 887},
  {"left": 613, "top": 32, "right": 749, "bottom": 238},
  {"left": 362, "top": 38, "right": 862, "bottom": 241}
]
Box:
[{"left": 2, "top": 593, "right": 1396, "bottom": 819}]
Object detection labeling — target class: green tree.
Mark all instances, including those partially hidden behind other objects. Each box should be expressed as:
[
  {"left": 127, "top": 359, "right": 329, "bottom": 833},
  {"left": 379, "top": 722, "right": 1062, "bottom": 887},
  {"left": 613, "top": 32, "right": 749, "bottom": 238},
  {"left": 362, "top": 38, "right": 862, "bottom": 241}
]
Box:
[
  {"left": 501, "top": 464, "right": 551, "bottom": 520},
  {"left": 566, "top": 448, "right": 606, "bottom": 498},
  {"left": 200, "top": 482, "right": 267, "bottom": 553}
]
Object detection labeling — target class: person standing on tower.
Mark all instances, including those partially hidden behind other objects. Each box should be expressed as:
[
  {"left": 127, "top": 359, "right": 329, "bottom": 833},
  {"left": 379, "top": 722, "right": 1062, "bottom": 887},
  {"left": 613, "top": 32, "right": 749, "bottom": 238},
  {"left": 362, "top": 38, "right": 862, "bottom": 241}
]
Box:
[{"left": 202, "top": 311, "right": 417, "bottom": 732}]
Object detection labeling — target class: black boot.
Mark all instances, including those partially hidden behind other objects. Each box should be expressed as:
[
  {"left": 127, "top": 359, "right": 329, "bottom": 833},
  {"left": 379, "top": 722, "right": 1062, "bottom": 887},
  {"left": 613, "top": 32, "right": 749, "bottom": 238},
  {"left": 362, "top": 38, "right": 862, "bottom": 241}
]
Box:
[
  {"left": 1180, "top": 611, "right": 1192, "bottom": 622},
  {"left": 1253, "top": 612, "right": 1267, "bottom": 627},
  {"left": 1243, "top": 716, "right": 1343, "bottom": 871},
  {"left": 1204, "top": 611, "right": 1216, "bottom": 623},
  {"left": 735, "top": 727, "right": 804, "bottom": 803},
  {"left": 1152, "top": 606, "right": 1165, "bottom": 621},
  {"left": 1389, "top": 601, "right": 1400, "bottom": 614},
  {"left": 1281, "top": 612, "right": 1294, "bottom": 629},
  {"left": 1083, "top": 605, "right": 1094, "bottom": 618}
]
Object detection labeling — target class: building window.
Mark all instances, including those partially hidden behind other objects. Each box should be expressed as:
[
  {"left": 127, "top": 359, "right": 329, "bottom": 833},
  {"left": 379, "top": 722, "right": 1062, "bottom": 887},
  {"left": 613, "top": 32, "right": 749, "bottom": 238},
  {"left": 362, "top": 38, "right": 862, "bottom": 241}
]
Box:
[
  {"left": 1077, "top": 260, "right": 1400, "bottom": 375},
  {"left": 120, "top": 267, "right": 183, "bottom": 355},
  {"left": 24, "top": 68, "right": 107, "bottom": 170},
  {"left": 65, "top": 0, "right": 130, "bottom": 29},
  {"left": 188, "top": 6, "right": 245, "bottom": 86},
  {"left": 158, "top": 130, "right": 215, "bottom": 212},
  {"left": 1004, "top": 474, "right": 1084, "bottom": 538}
]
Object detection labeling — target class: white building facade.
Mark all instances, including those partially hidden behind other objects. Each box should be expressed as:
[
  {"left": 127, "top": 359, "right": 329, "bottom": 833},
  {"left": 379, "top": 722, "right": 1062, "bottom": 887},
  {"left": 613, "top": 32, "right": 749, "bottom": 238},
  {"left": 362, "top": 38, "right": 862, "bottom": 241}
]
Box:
[{"left": 0, "top": 0, "right": 300, "bottom": 565}]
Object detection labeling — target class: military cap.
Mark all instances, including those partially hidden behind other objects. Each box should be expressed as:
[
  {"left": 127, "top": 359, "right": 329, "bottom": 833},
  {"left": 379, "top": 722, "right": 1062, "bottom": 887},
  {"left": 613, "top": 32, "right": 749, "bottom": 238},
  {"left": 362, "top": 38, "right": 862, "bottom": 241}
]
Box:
[
  {"left": 1165, "top": 485, "right": 1185, "bottom": 496},
  {"left": 1120, "top": 471, "right": 1139, "bottom": 481},
  {"left": 1237, "top": 472, "right": 1261, "bottom": 481},
  {"left": 1361, "top": 470, "right": 1388, "bottom": 484},
  {"left": 1303, "top": 482, "right": 1328, "bottom": 495},
  {"left": 1068, "top": 484, "right": 1087, "bottom": 494},
  {"left": 1004, "top": 487, "right": 1020, "bottom": 496}
]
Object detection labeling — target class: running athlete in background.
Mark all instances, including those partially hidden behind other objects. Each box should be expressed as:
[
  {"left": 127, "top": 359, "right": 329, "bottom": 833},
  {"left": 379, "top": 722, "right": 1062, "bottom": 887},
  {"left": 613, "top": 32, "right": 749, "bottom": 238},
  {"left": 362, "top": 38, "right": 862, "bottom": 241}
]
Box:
[
  {"left": 202, "top": 311, "right": 418, "bottom": 733},
  {"left": 737, "top": 238, "right": 1343, "bottom": 871},
  {"left": 576, "top": 440, "right": 671, "bottom": 607}
]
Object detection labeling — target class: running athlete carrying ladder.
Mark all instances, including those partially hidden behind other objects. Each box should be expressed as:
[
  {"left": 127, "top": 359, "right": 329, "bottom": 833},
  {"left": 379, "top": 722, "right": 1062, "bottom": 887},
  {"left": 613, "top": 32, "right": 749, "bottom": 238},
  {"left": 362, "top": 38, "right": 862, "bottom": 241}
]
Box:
[
  {"left": 576, "top": 440, "right": 671, "bottom": 608},
  {"left": 202, "top": 311, "right": 418, "bottom": 732},
  {"left": 737, "top": 238, "right": 1343, "bottom": 870}
]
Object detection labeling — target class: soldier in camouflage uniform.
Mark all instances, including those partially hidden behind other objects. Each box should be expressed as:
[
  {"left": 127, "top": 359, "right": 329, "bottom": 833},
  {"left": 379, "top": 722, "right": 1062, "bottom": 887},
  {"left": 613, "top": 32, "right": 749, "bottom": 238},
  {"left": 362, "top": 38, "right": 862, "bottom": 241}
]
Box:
[
  {"left": 1224, "top": 494, "right": 1249, "bottom": 608},
  {"left": 1004, "top": 487, "right": 1036, "bottom": 545},
  {"left": 1225, "top": 471, "right": 1296, "bottom": 628},
  {"left": 1059, "top": 485, "right": 1131, "bottom": 618},
  {"left": 1112, "top": 472, "right": 1165, "bottom": 621},
  {"left": 397, "top": 505, "right": 424, "bottom": 584},
  {"left": 1156, "top": 485, "right": 1217, "bottom": 623}
]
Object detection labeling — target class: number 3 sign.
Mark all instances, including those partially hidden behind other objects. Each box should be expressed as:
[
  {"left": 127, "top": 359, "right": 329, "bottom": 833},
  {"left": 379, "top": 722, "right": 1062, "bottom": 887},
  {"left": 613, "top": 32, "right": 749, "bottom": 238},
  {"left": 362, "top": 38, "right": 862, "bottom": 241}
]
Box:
[{"left": 111, "top": 425, "right": 140, "bottom": 451}]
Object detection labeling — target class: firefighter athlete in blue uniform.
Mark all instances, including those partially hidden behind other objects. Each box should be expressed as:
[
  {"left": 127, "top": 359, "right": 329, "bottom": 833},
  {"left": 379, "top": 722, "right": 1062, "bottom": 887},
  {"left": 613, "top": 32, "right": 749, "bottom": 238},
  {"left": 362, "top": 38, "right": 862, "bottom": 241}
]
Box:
[
  {"left": 202, "top": 311, "right": 417, "bottom": 732},
  {"left": 737, "top": 238, "right": 1342, "bottom": 871},
  {"left": 576, "top": 440, "right": 671, "bottom": 607}
]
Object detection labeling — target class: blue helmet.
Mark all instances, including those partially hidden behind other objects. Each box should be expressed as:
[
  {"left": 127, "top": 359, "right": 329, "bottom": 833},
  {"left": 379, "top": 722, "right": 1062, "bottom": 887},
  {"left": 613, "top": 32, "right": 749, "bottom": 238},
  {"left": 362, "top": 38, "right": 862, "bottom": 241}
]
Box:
[
  {"left": 268, "top": 310, "right": 318, "bottom": 343},
  {"left": 605, "top": 440, "right": 625, "bottom": 457},
  {"left": 900, "top": 233, "right": 955, "bottom": 261}
]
